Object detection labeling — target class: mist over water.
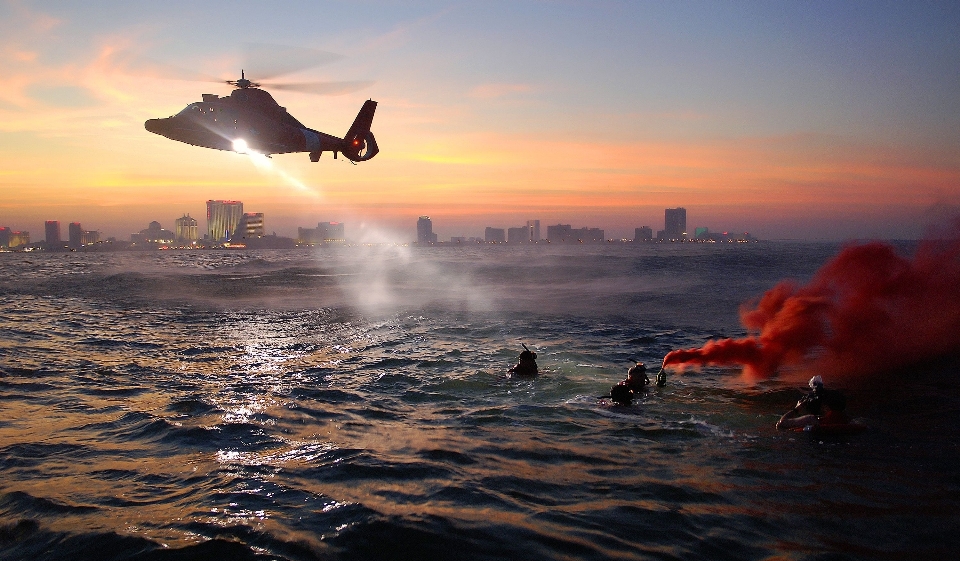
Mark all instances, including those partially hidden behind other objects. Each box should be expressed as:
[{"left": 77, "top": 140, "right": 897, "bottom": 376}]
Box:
[{"left": 1, "top": 242, "right": 957, "bottom": 560}]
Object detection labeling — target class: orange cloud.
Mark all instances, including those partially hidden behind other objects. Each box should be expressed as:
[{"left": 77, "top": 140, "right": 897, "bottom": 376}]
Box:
[{"left": 2, "top": 32, "right": 956, "bottom": 241}]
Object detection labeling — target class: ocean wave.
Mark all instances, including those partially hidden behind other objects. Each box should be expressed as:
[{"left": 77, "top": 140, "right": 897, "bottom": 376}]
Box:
[{"left": 2, "top": 244, "right": 958, "bottom": 561}]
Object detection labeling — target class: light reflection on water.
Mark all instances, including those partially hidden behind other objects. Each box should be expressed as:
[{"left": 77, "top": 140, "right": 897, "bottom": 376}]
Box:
[{"left": 0, "top": 244, "right": 958, "bottom": 560}]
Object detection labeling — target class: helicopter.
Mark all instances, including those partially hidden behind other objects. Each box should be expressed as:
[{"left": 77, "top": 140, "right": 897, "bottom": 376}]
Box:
[{"left": 144, "top": 70, "right": 378, "bottom": 163}]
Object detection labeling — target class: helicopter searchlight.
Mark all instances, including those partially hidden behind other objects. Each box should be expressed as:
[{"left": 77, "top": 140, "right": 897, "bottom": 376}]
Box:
[
  {"left": 145, "top": 70, "right": 378, "bottom": 163},
  {"left": 232, "top": 138, "right": 250, "bottom": 154}
]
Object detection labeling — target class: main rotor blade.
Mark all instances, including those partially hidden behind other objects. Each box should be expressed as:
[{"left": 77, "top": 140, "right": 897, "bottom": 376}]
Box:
[
  {"left": 266, "top": 80, "right": 375, "bottom": 96},
  {"left": 242, "top": 43, "right": 343, "bottom": 81},
  {"left": 111, "top": 52, "right": 222, "bottom": 83}
]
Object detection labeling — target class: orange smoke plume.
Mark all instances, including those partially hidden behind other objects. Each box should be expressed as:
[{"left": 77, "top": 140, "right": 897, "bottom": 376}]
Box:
[{"left": 663, "top": 225, "right": 960, "bottom": 384}]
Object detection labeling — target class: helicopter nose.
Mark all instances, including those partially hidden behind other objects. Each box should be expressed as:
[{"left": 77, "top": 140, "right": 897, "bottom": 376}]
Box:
[{"left": 144, "top": 118, "right": 166, "bottom": 135}]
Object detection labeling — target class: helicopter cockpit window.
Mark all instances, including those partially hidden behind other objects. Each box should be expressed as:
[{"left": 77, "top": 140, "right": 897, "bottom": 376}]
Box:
[{"left": 177, "top": 104, "right": 200, "bottom": 117}]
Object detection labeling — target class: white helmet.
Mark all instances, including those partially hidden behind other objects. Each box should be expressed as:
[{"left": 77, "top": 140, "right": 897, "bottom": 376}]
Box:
[{"left": 808, "top": 375, "right": 823, "bottom": 389}]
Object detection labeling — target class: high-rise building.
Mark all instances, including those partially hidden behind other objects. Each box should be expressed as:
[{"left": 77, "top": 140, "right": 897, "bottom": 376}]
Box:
[
  {"left": 634, "top": 226, "right": 653, "bottom": 241},
  {"left": 507, "top": 227, "right": 528, "bottom": 243},
  {"left": 66, "top": 222, "right": 99, "bottom": 248},
  {"left": 45, "top": 221, "right": 61, "bottom": 246},
  {"left": 484, "top": 227, "right": 505, "bottom": 243},
  {"left": 81, "top": 230, "right": 100, "bottom": 246},
  {"left": 175, "top": 214, "right": 199, "bottom": 241},
  {"left": 0, "top": 227, "right": 9, "bottom": 249},
  {"left": 319, "top": 222, "right": 344, "bottom": 243},
  {"left": 417, "top": 216, "right": 437, "bottom": 244},
  {"left": 206, "top": 200, "right": 244, "bottom": 242},
  {"left": 664, "top": 208, "right": 687, "bottom": 240},
  {"left": 547, "top": 224, "right": 572, "bottom": 242},
  {"left": 9, "top": 231, "right": 29, "bottom": 248},
  {"left": 580, "top": 227, "right": 605, "bottom": 243},
  {"left": 526, "top": 220, "right": 541, "bottom": 242},
  {"left": 547, "top": 224, "right": 604, "bottom": 243},
  {"left": 233, "top": 212, "right": 265, "bottom": 240},
  {"left": 298, "top": 221, "right": 345, "bottom": 245},
  {"left": 68, "top": 222, "right": 83, "bottom": 249}
]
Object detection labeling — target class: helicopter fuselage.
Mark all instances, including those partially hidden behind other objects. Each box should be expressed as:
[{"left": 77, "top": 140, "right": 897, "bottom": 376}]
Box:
[{"left": 145, "top": 87, "right": 378, "bottom": 162}]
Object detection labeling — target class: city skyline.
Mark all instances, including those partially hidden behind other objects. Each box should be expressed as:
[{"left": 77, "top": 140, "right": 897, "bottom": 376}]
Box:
[
  {"left": 1, "top": 205, "right": 756, "bottom": 249},
  {"left": 3, "top": 201, "right": 768, "bottom": 245},
  {"left": 2, "top": 3, "right": 959, "bottom": 242}
]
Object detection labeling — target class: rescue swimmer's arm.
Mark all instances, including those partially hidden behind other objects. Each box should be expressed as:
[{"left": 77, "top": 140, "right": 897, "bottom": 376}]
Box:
[{"left": 776, "top": 407, "right": 819, "bottom": 431}]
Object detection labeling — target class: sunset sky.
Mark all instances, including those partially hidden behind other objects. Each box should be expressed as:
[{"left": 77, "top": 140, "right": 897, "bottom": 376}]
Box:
[{"left": 2, "top": 0, "right": 959, "bottom": 242}]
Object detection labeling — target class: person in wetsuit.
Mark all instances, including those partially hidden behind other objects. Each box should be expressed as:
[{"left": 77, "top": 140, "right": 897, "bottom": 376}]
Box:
[
  {"left": 509, "top": 346, "right": 539, "bottom": 376},
  {"left": 621, "top": 362, "right": 650, "bottom": 392},
  {"left": 608, "top": 362, "right": 650, "bottom": 406},
  {"left": 776, "top": 375, "right": 849, "bottom": 430}
]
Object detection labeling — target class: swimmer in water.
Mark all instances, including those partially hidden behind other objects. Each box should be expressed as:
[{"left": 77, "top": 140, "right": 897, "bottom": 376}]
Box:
[
  {"left": 605, "top": 362, "right": 649, "bottom": 406},
  {"left": 509, "top": 344, "right": 538, "bottom": 376},
  {"left": 776, "top": 375, "right": 849, "bottom": 430},
  {"left": 620, "top": 362, "right": 650, "bottom": 392}
]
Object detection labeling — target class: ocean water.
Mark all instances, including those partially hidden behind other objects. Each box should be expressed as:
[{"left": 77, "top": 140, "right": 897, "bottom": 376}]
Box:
[{"left": 1, "top": 242, "right": 958, "bottom": 560}]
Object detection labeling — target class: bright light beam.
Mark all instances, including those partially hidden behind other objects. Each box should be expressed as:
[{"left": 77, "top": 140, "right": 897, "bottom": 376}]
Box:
[{"left": 242, "top": 151, "right": 322, "bottom": 200}]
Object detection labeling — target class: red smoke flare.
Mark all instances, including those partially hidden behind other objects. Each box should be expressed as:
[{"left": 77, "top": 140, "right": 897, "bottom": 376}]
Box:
[{"left": 663, "top": 226, "right": 960, "bottom": 385}]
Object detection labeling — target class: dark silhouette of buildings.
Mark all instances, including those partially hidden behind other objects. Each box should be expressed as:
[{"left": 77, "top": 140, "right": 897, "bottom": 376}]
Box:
[
  {"left": 484, "top": 227, "right": 505, "bottom": 243},
  {"left": 68, "top": 222, "right": 100, "bottom": 249},
  {"left": 4, "top": 202, "right": 762, "bottom": 251},
  {"left": 546, "top": 224, "right": 604, "bottom": 243},
  {"left": 298, "top": 222, "right": 345, "bottom": 245},
  {"left": 659, "top": 207, "right": 687, "bottom": 240},
  {"left": 69, "top": 222, "right": 82, "bottom": 249},
  {"left": 507, "top": 227, "right": 528, "bottom": 243},
  {"left": 484, "top": 220, "right": 541, "bottom": 243},
  {"left": 417, "top": 216, "right": 438, "bottom": 244},
  {"left": 45, "top": 221, "right": 61, "bottom": 248},
  {"left": 527, "top": 220, "right": 541, "bottom": 242},
  {"left": 133, "top": 221, "right": 175, "bottom": 244}
]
